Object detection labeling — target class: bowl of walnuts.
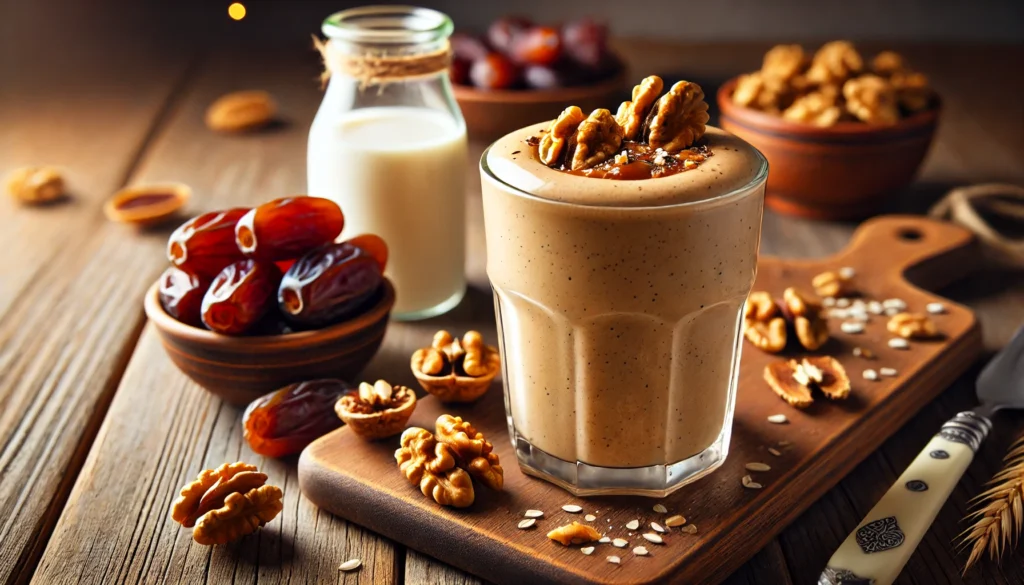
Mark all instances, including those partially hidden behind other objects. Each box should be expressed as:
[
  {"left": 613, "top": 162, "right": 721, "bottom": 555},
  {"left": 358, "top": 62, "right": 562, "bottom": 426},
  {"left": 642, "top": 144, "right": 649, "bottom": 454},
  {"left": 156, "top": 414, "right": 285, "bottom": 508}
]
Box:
[
  {"left": 717, "top": 41, "right": 941, "bottom": 220},
  {"left": 144, "top": 196, "right": 395, "bottom": 406},
  {"left": 450, "top": 16, "right": 627, "bottom": 140}
]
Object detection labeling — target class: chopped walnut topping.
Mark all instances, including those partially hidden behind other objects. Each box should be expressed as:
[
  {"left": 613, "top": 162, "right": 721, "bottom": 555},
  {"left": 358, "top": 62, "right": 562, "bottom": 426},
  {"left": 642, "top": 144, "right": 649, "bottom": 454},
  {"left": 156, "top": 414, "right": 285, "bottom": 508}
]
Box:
[
  {"left": 395, "top": 428, "right": 475, "bottom": 508},
  {"left": 843, "top": 75, "right": 899, "bottom": 125},
  {"left": 783, "top": 287, "right": 830, "bottom": 351},
  {"left": 615, "top": 75, "right": 664, "bottom": 141},
  {"left": 336, "top": 380, "right": 417, "bottom": 440},
  {"left": 887, "top": 312, "right": 938, "bottom": 339},
  {"left": 761, "top": 44, "right": 808, "bottom": 82},
  {"left": 538, "top": 105, "right": 585, "bottom": 167},
  {"left": 411, "top": 330, "right": 501, "bottom": 403},
  {"left": 743, "top": 291, "right": 787, "bottom": 353},
  {"left": 646, "top": 81, "right": 709, "bottom": 152},
  {"left": 811, "top": 269, "right": 853, "bottom": 298},
  {"left": 806, "top": 41, "right": 863, "bottom": 85},
  {"left": 547, "top": 521, "right": 602, "bottom": 546},
  {"left": 435, "top": 414, "right": 504, "bottom": 490},
  {"left": 571, "top": 108, "right": 624, "bottom": 171}
]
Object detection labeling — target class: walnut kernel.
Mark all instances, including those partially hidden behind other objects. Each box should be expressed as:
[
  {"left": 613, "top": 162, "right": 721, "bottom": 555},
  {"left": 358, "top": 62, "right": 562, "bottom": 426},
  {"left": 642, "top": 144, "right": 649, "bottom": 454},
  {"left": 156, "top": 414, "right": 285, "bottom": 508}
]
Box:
[
  {"left": 811, "top": 270, "right": 853, "bottom": 298},
  {"left": 6, "top": 166, "right": 65, "bottom": 204},
  {"left": 764, "top": 360, "right": 814, "bottom": 408},
  {"left": 646, "top": 81, "right": 709, "bottom": 152},
  {"left": 547, "top": 521, "right": 603, "bottom": 546},
  {"left": 395, "top": 427, "right": 475, "bottom": 508},
  {"left": 205, "top": 90, "right": 276, "bottom": 132},
  {"left": 571, "top": 109, "right": 624, "bottom": 171},
  {"left": 435, "top": 414, "right": 503, "bottom": 490},
  {"left": 783, "top": 287, "right": 830, "bottom": 351},
  {"left": 843, "top": 75, "right": 899, "bottom": 125},
  {"left": 615, "top": 75, "right": 664, "bottom": 140},
  {"left": 335, "top": 380, "right": 417, "bottom": 440},
  {"left": 170, "top": 461, "right": 282, "bottom": 545},
  {"left": 891, "top": 71, "right": 932, "bottom": 112},
  {"left": 761, "top": 44, "right": 807, "bottom": 82},
  {"left": 193, "top": 485, "right": 284, "bottom": 546},
  {"left": 539, "top": 106, "right": 585, "bottom": 167},
  {"left": 871, "top": 51, "right": 907, "bottom": 77},
  {"left": 782, "top": 86, "right": 842, "bottom": 127},
  {"left": 806, "top": 41, "right": 863, "bottom": 85},
  {"left": 764, "top": 355, "right": 850, "bottom": 407},
  {"left": 887, "top": 312, "right": 938, "bottom": 339},
  {"left": 743, "top": 291, "right": 787, "bottom": 353}
]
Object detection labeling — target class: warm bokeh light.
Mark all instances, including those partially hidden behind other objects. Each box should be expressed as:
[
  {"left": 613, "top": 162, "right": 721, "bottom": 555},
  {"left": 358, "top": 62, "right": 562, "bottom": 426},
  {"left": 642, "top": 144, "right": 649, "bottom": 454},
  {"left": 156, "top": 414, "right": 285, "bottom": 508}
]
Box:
[{"left": 228, "top": 2, "right": 246, "bottom": 21}]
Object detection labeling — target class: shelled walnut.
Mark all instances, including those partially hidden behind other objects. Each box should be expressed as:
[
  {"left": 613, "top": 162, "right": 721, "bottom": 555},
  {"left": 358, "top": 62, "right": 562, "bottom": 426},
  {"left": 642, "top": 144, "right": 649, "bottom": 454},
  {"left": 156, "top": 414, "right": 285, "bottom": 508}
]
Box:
[
  {"left": 806, "top": 41, "right": 863, "bottom": 85},
  {"left": 395, "top": 428, "right": 475, "bottom": 508},
  {"left": 764, "top": 356, "right": 850, "bottom": 407},
  {"left": 783, "top": 287, "right": 830, "bottom": 350},
  {"left": 782, "top": 87, "right": 842, "bottom": 127},
  {"left": 6, "top": 166, "right": 65, "bottom": 204},
  {"left": 743, "top": 291, "right": 787, "bottom": 353},
  {"left": 411, "top": 330, "right": 501, "bottom": 403},
  {"left": 538, "top": 106, "right": 585, "bottom": 167},
  {"left": 887, "top": 312, "right": 938, "bottom": 339},
  {"left": 843, "top": 74, "right": 899, "bottom": 125},
  {"left": 811, "top": 269, "right": 853, "bottom": 298},
  {"left": 646, "top": 81, "right": 710, "bottom": 152},
  {"left": 170, "top": 462, "right": 283, "bottom": 545},
  {"left": 547, "top": 521, "right": 603, "bottom": 546},
  {"left": 615, "top": 75, "right": 664, "bottom": 140},
  {"left": 335, "top": 380, "right": 417, "bottom": 440},
  {"left": 761, "top": 44, "right": 808, "bottom": 83},
  {"left": 435, "top": 414, "right": 504, "bottom": 490}
]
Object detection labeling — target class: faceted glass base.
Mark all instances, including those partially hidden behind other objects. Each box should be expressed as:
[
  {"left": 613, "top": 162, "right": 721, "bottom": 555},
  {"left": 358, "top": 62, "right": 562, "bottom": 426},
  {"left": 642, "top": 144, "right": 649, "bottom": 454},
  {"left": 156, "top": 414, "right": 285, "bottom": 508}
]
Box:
[{"left": 511, "top": 426, "right": 730, "bottom": 498}]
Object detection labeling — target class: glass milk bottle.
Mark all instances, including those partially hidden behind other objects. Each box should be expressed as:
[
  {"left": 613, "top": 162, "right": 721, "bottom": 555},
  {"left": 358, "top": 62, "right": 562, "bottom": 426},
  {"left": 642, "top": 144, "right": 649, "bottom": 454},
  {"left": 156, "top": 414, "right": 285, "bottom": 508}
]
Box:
[{"left": 308, "top": 6, "right": 467, "bottom": 320}]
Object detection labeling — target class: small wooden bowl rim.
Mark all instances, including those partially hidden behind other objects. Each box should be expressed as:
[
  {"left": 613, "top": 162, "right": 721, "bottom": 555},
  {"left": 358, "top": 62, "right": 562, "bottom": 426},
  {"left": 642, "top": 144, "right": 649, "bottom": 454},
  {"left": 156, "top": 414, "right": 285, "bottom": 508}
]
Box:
[
  {"left": 716, "top": 77, "right": 942, "bottom": 140},
  {"left": 104, "top": 183, "right": 191, "bottom": 224},
  {"left": 144, "top": 278, "right": 395, "bottom": 350},
  {"left": 453, "top": 69, "right": 628, "bottom": 105}
]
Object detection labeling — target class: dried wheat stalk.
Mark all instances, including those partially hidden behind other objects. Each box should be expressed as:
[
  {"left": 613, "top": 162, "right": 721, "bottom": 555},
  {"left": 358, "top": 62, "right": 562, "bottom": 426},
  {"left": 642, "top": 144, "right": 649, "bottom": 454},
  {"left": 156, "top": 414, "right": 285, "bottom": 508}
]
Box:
[{"left": 959, "top": 435, "right": 1024, "bottom": 573}]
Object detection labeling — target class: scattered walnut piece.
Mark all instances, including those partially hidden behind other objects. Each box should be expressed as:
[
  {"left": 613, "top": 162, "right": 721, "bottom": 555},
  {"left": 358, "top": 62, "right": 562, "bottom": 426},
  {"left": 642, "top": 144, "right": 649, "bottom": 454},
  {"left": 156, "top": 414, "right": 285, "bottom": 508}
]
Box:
[
  {"left": 539, "top": 106, "right": 585, "bottom": 167},
  {"left": 571, "top": 109, "right": 624, "bottom": 171},
  {"left": 811, "top": 269, "right": 853, "bottom": 298},
  {"left": 732, "top": 73, "right": 784, "bottom": 112},
  {"left": 395, "top": 427, "right": 475, "bottom": 508},
  {"left": 782, "top": 86, "right": 842, "bottom": 127},
  {"left": 802, "top": 356, "right": 851, "bottom": 400},
  {"left": 871, "top": 51, "right": 908, "bottom": 77},
  {"left": 843, "top": 75, "right": 899, "bottom": 125},
  {"left": 890, "top": 71, "right": 933, "bottom": 112},
  {"left": 646, "top": 81, "right": 709, "bottom": 152},
  {"left": 783, "top": 287, "right": 830, "bottom": 350},
  {"left": 411, "top": 330, "right": 501, "bottom": 403},
  {"left": 205, "top": 90, "right": 276, "bottom": 132},
  {"left": 764, "top": 360, "right": 813, "bottom": 408},
  {"left": 547, "top": 521, "right": 602, "bottom": 546},
  {"left": 761, "top": 44, "right": 808, "bottom": 82},
  {"left": 335, "top": 380, "right": 417, "bottom": 440},
  {"left": 806, "top": 41, "right": 863, "bottom": 85},
  {"left": 615, "top": 75, "right": 664, "bottom": 141},
  {"left": 6, "top": 166, "right": 65, "bottom": 204},
  {"left": 170, "top": 461, "right": 282, "bottom": 545},
  {"left": 887, "top": 312, "right": 938, "bottom": 339},
  {"left": 435, "top": 414, "right": 504, "bottom": 490},
  {"left": 743, "top": 291, "right": 787, "bottom": 353},
  {"left": 764, "top": 356, "right": 851, "bottom": 407}
]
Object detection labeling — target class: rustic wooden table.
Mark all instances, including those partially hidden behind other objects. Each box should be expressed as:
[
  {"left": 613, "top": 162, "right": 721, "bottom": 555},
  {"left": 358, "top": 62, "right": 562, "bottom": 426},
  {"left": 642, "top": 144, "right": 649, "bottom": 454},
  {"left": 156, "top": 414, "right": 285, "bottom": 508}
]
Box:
[{"left": 2, "top": 39, "right": 1022, "bottom": 585}]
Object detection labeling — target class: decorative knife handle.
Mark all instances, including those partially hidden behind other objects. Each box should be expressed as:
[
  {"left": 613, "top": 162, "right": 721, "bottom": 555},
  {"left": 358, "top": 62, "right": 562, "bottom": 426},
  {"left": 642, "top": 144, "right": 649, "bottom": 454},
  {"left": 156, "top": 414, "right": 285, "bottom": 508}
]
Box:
[{"left": 819, "top": 411, "right": 992, "bottom": 585}]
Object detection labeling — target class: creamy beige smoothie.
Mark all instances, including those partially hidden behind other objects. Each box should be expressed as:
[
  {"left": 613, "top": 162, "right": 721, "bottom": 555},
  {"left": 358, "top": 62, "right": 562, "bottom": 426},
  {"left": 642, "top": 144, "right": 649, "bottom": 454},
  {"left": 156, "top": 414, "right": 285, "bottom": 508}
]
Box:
[{"left": 481, "top": 119, "right": 767, "bottom": 496}]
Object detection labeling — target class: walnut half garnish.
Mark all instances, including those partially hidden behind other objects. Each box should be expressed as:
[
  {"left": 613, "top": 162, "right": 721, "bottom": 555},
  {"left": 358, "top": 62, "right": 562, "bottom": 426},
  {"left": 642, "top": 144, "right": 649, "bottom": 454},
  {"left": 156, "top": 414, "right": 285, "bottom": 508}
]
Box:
[
  {"left": 764, "top": 356, "right": 851, "bottom": 407},
  {"left": 645, "top": 81, "right": 709, "bottom": 152},
  {"left": 411, "top": 330, "right": 501, "bottom": 403},
  {"left": 170, "top": 462, "right": 283, "bottom": 545},
  {"left": 571, "top": 108, "right": 624, "bottom": 171},
  {"left": 538, "top": 106, "right": 585, "bottom": 167},
  {"left": 615, "top": 75, "right": 664, "bottom": 140},
  {"left": 547, "top": 521, "right": 603, "bottom": 546},
  {"left": 335, "top": 380, "right": 417, "bottom": 440}
]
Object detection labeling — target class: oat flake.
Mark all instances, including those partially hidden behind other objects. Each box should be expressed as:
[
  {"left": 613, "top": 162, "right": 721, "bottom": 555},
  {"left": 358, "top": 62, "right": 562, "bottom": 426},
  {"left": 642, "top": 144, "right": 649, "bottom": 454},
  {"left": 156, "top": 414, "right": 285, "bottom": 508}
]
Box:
[
  {"left": 585, "top": 514, "right": 596, "bottom": 522},
  {"left": 524, "top": 509, "right": 544, "bottom": 518},
  {"left": 653, "top": 504, "right": 668, "bottom": 514},
  {"left": 562, "top": 504, "right": 583, "bottom": 513},
  {"left": 767, "top": 414, "right": 788, "bottom": 424},
  {"left": 518, "top": 519, "right": 536, "bottom": 529},
  {"left": 642, "top": 533, "right": 664, "bottom": 544},
  {"left": 665, "top": 515, "right": 686, "bottom": 527},
  {"left": 633, "top": 546, "right": 649, "bottom": 556},
  {"left": 581, "top": 546, "right": 595, "bottom": 555},
  {"left": 745, "top": 462, "right": 771, "bottom": 472},
  {"left": 625, "top": 519, "right": 640, "bottom": 530},
  {"left": 339, "top": 559, "right": 362, "bottom": 572},
  {"left": 607, "top": 555, "right": 621, "bottom": 564},
  {"left": 613, "top": 538, "right": 628, "bottom": 548}
]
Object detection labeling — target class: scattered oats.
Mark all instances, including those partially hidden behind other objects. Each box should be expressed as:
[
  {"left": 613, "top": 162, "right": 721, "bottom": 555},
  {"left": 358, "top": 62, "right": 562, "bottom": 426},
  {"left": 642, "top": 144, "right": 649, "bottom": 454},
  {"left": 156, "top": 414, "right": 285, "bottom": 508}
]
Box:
[
  {"left": 926, "top": 302, "right": 946, "bottom": 314},
  {"left": 653, "top": 504, "right": 668, "bottom": 514},
  {"left": 626, "top": 519, "right": 640, "bottom": 530},
  {"left": 862, "top": 369, "right": 879, "bottom": 381},
  {"left": 642, "top": 533, "right": 664, "bottom": 544},
  {"left": 518, "top": 518, "right": 537, "bottom": 529},
  {"left": 840, "top": 321, "right": 865, "bottom": 334},
  {"left": 882, "top": 298, "right": 907, "bottom": 310},
  {"left": 599, "top": 537, "right": 611, "bottom": 543},
  {"left": 852, "top": 346, "right": 875, "bottom": 359},
  {"left": 885, "top": 307, "right": 901, "bottom": 316},
  {"left": 854, "top": 313, "right": 871, "bottom": 322},
  {"left": 681, "top": 524, "right": 698, "bottom": 534},
  {"left": 767, "top": 414, "right": 789, "bottom": 424},
  {"left": 778, "top": 440, "right": 791, "bottom": 446},
  {"left": 888, "top": 338, "right": 910, "bottom": 350},
  {"left": 606, "top": 518, "right": 611, "bottom": 523},
  {"left": 745, "top": 462, "right": 771, "bottom": 472},
  {"left": 665, "top": 515, "right": 686, "bottom": 527},
  {"left": 613, "top": 538, "right": 629, "bottom": 548},
  {"left": 828, "top": 308, "right": 849, "bottom": 319},
  {"left": 868, "top": 301, "right": 884, "bottom": 314},
  {"left": 607, "top": 555, "right": 621, "bottom": 565},
  {"left": 836, "top": 298, "right": 851, "bottom": 308},
  {"left": 823, "top": 297, "right": 836, "bottom": 307},
  {"left": 581, "top": 546, "right": 595, "bottom": 555},
  {"left": 339, "top": 559, "right": 362, "bottom": 572},
  {"left": 839, "top": 266, "right": 856, "bottom": 279},
  {"left": 768, "top": 447, "right": 782, "bottom": 457},
  {"left": 585, "top": 514, "right": 596, "bottom": 522},
  {"left": 524, "top": 509, "right": 544, "bottom": 518},
  {"left": 741, "top": 474, "right": 764, "bottom": 489},
  {"left": 651, "top": 522, "right": 666, "bottom": 533},
  {"left": 879, "top": 367, "right": 898, "bottom": 377},
  {"left": 851, "top": 299, "right": 867, "bottom": 309},
  {"left": 562, "top": 504, "right": 583, "bottom": 513},
  {"left": 633, "top": 546, "right": 649, "bottom": 556}
]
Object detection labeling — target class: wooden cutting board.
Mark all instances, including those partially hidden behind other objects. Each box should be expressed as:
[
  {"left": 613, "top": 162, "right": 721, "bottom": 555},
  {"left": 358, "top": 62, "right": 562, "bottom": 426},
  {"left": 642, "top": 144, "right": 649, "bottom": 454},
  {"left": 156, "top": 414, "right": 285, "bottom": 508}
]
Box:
[{"left": 298, "top": 215, "right": 981, "bottom": 585}]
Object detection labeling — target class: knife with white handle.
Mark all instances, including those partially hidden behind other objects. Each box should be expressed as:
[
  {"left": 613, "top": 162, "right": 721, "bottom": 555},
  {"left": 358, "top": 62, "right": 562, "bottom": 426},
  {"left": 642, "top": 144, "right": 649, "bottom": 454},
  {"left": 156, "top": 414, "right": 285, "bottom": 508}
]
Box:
[{"left": 820, "top": 325, "right": 1024, "bottom": 585}]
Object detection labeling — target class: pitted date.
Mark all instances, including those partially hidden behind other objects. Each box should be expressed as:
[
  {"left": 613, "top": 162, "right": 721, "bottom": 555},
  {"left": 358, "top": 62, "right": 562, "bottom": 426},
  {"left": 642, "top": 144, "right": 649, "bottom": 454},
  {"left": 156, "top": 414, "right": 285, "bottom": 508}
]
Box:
[
  {"left": 202, "top": 259, "right": 281, "bottom": 335},
  {"left": 158, "top": 267, "right": 209, "bottom": 327},
  {"left": 235, "top": 197, "right": 344, "bottom": 261},
  {"left": 344, "top": 233, "right": 389, "bottom": 272},
  {"left": 167, "top": 208, "right": 249, "bottom": 278},
  {"left": 243, "top": 379, "right": 350, "bottom": 457},
  {"left": 278, "top": 242, "right": 383, "bottom": 329}
]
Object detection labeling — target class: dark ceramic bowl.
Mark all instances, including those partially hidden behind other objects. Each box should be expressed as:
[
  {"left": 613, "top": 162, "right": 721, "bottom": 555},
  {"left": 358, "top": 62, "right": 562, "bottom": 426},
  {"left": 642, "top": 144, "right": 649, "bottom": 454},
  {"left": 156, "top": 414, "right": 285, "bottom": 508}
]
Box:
[
  {"left": 717, "top": 78, "right": 941, "bottom": 219},
  {"left": 144, "top": 279, "right": 395, "bottom": 406},
  {"left": 454, "top": 69, "right": 627, "bottom": 141}
]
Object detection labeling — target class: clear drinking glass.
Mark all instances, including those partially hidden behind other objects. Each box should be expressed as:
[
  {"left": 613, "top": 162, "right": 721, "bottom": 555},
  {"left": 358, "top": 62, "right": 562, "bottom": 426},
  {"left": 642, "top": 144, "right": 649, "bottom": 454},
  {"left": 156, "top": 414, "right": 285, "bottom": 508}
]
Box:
[
  {"left": 480, "top": 130, "right": 768, "bottom": 497},
  {"left": 308, "top": 6, "right": 467, "bottom": 321}
]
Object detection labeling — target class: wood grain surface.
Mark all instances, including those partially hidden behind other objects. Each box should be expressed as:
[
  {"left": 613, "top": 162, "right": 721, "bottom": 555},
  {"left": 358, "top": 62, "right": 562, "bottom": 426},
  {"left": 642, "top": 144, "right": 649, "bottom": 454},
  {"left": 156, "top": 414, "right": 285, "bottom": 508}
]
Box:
[{"left": 2, "top": 38, "right": 1021, "bottom": 585}]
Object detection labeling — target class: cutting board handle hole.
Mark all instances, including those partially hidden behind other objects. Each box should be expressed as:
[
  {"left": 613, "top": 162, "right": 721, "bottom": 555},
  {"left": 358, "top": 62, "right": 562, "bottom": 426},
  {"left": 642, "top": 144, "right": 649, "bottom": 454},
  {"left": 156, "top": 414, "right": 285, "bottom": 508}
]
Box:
[{"left": 897, "top": 227, "right": 924, "bottom": 241}]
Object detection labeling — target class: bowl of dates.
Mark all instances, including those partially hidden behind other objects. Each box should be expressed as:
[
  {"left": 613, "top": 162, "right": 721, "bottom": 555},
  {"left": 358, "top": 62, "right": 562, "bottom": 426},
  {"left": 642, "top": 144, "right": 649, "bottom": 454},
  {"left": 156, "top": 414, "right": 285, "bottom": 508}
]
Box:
[
  {"left": 144, "top": 196, "right": 395, "bottom": 405},
  {"left": 450, "top": 16, "right": 626, "bottom": 139}
]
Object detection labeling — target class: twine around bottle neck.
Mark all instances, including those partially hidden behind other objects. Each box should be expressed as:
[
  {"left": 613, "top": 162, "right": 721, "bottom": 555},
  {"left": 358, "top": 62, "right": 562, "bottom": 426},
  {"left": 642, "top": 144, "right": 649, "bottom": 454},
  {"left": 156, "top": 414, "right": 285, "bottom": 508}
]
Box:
[{"left": 314, "top": 36, "right": 451, "bottom": 89}]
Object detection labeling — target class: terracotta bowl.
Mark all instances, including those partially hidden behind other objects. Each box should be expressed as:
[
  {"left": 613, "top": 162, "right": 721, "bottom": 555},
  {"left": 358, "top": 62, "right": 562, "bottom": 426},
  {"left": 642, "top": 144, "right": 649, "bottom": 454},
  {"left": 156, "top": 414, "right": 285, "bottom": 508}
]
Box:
[
  {"left": 455, "top": 69, "right": 627, "bottom": 141},
  {"left": 717, "top": 78, "right": 941, "bottom": 219},
  {"left": 144, "top": 279, "right": 395, "bottom": 406}
]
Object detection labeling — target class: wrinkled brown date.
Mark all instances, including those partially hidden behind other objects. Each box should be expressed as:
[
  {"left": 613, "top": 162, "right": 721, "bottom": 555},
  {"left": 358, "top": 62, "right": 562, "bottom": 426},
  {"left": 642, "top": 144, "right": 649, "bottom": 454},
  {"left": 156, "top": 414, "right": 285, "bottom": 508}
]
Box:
[
  {"left": 344, "top": 233, "right": 389, "bottom": 272},
  {"left": 167, "top": 208, "right": 250, "bottom": 279},
  {"left": 242, "top": 379, "right": 350, "bottom": 457},
  {"left": 201, "top": 259, "right": 281, "bottom": 335},
  {"left": 235, "top": 197, "right": 344, "bottom": 262},
  {"left": 158, "top": 267, "right": 209, "bottom": 327},
  {"left": 278, "top": 242, "right": 383, "bottom": 329}
]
